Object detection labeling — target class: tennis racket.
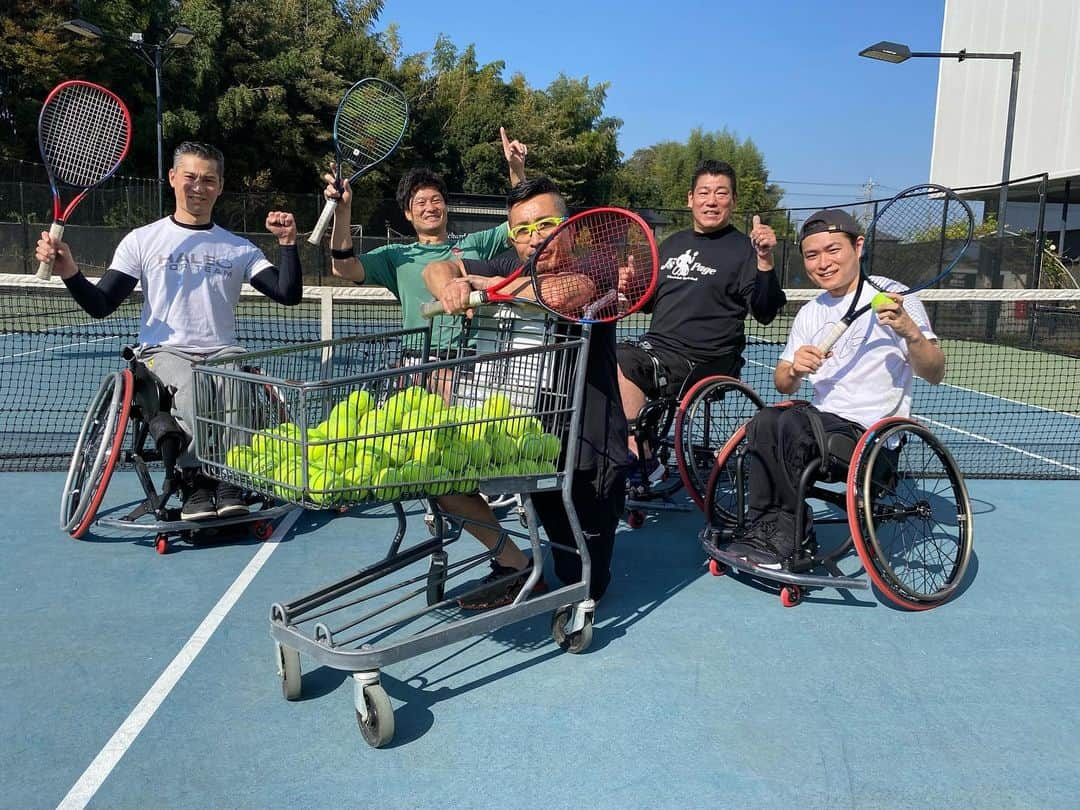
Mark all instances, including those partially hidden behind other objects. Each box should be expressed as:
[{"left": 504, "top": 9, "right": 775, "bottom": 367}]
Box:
[
  {"left": 420, "top": 207, "right": 659, "bottom": 323},
  {"left": 308, "top": 78, "right": 409, "bottom": 245},
  {"left": 816, "top": 183, "right": 974, "bottom": 353},
  {"left": 36, "top": 80, "right": 132, "bottom": 280}
]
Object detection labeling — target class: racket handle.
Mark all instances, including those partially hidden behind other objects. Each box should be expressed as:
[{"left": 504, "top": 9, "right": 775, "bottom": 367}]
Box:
[
  {"left": 308, "top": 198, "right": 338, "bottom": 246},
  {"left": 419, "top": 290, "right": 487, "bottom": 319},
  {"left": 816, "top": 321, "right": 848, "bottom": 354},
  {"left": 36, "top": 221, "right": 66, "bottom": 280}
]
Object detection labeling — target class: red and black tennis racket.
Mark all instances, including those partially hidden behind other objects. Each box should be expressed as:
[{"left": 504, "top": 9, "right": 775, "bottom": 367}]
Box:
[
  {"left": 308, "top": 78, "right": 409, "bottom": 245},
  {"left": 36, "top": 80, "right": 132, "bottom": 280},
  {"left": 420, "top": 207, "right": 659, "bottom": 324},
  {"left": 815, "top": 183, "right": 975, "bottom": 353}
]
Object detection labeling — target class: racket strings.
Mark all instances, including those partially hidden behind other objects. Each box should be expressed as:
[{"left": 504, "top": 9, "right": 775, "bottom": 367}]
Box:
[
  {"left": 336, "top": 85, "right": 408, "bottom": 168},
  {"left": 866, "top": 186, "right": 974, "bottom": 291},
  {"left": 40, "top": 85, "right": 129, "bottom": 187},
  {"left": 534, "top": 211, "right": 656, "bottom": 322}
]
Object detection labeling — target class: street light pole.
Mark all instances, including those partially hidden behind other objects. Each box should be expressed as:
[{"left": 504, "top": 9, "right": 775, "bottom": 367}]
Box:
[
  {"left": 859, "top": 41, "right": 1021, "bottom": 240},
  {"left": 59, "top": 19, "right": 195, "bottom": 218}
]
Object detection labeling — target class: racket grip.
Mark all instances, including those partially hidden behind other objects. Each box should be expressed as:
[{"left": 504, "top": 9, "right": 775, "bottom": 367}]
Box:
[
  {"left": 419, "top": 290, "right": 487, "bottom": 319},
  {"left": 816, "top": 321, "right": 848, "bottom": 354},
  {"left": 36, "top": 222, "right": 66, "bottom": 280},
  {"left": 308, "top": 198, "right": 338, "bottom": 246}
]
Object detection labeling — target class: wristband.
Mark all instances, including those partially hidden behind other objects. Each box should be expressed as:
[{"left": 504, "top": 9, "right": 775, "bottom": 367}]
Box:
[{"left": 330, "top": 247, "right": 355, "bottom": 260}]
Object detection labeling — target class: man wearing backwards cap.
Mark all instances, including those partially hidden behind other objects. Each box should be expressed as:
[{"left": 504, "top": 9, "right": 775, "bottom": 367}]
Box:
[{"left": 718, "top": 207, "right": 945, "bottom": 569}]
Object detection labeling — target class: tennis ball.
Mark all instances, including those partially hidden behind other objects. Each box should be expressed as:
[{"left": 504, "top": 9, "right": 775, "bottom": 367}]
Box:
[
  {"left": 401, "top": 386, "right": 428, "bottom": 410},
  {"left": 440, "top": 445, "right": 469, "bottom": 472},
  {"left": 489, "top": 431, "right": 519, "bottom": 465},
  {"left": 309, "top": 421, "right": 329, "bottom": 441},
  {"left": 482, "top": 393, "right": 513, "bottom": 420},
  {"left": 272, "top": 458, "right": 305, "bottom": 500},
  {"left": 410, "top": 433, "right": 441, "bottom": 465},
  {"left": 516, "top": 433, "right": 546, "bottom": 461},
  {"left": 538, "top": 432, "right": 561, "bottom": 463},
  {"left": 464, "top": 438, "right": 492, "bottom": 468},
  {"left": 324, "top": 440, "right": 359, "bottom": 474},
  {"left": 372, "top": 467, "right": 403, "bottom": 500},
  {"left": 427, "top": 464, "right": 452, "bottom": 496},
  {"left": 273, "top": 422, "right": 303, "bottom": 439},
  {"left": 307, "top": 468, "right": 341, "bottom": 506},
  {"left": 397, "top": 461, "right": 427, "bottom": 496},
  {"left": 503, "top": 410, "right": 542, "bottom": 438},
  {"left": 346, "top": 389, "right": 374, "bottom": 415},
  {"left": 871, "top": 291, "right": 893, "bottom": 311},
  {"left": 381, "top": 392, "right": 412, "bottom": 427},
  {"left": 226, "top": 445, "right": 257, "bottom": 471},
  {"left": 326, "top": 409, "right": 359, "bottom": 440},
  {"left": 328, "top": 399, "right": 359, "bottom": 427},
  {"left": 457, "top": 407, "right": 490, "bottom": 443}
]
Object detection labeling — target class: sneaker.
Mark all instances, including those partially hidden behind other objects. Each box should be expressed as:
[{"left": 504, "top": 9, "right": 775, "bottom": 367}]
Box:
[
  {"left": 626, "top": 453, "right": 665, "bottom": 489},
  {"left": 215, "top": 481, "right": 249, "bottom": 518},
  {"left": 723, "top": 508, "right": 814, "bottom": 570},
  {"left": 180, "top": 487, "right": 217, "bottom": 521},
  {"left": 457, "top": 561, "right": 548, "bottom": 611}
]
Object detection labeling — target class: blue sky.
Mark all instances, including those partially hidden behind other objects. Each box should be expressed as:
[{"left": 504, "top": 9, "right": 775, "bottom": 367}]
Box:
[{"left": 377, "top": 0, "right": 947, "bottom": 212}]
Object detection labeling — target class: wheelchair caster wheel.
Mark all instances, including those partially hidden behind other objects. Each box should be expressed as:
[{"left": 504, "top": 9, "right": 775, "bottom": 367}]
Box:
[
  {"left": 551, "top": 605, "right": 594, "bottom": 654},
  {"left": 708, "top": 558, "right": 726, "bottom": 577},
  {"left": 252, "top": 520, "right": 273, "bottom": 541},
  {"left": 627, "top": 510, "right": 645, "bottom": 529},
  {"left": 155, "top": 534, "right": 169, "bottom": 555},
  {"left": 780, "top": 585, "right": 802, "bottom": 608}
]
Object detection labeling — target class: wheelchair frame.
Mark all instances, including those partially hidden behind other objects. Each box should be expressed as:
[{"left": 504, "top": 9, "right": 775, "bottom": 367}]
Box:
[
  {"left": 60, "top": 357, "right": 294, "bottom": 552},
  {"left": 700, "top": 394, "right": 974, "bottom": 610}
]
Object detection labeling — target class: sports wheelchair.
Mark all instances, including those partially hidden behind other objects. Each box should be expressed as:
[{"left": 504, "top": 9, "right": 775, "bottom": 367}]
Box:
[
  {"left": 59, "top": 350, "right": 292, "bottom": 553},
  {"left": 624, "top": 365, "right": 763, "bottom": 528},
  {"left": 698, "top": 391, "right": 974, "bottom": 610}
]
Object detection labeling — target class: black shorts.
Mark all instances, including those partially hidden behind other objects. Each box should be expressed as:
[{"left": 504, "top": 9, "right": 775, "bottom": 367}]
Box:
[{"left": 617, "top": 341, "right": 744, "bottom": 400}]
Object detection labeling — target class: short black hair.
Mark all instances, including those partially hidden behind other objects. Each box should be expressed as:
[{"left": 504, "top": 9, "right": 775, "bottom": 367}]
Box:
[
  {"left": 506, "top": 176, "right": 569, "bottom": 216},
  {"left": 691, "top": 159, "right": 737, "bottom": 196},
  {"left": 396, "top": 167, "right": 447, "bottom": 212},
  {"left": 173, "top": 141, "right": 224, "bottom": 177}
]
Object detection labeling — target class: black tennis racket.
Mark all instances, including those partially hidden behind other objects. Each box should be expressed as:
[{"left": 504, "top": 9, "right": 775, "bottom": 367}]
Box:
[
  {"left": 816, "top": 183, "right": 975, "bottom": 353},
  {"left": 308, "top": 78, "right": 409, "bottom": 245},
  {"left": 420, "top": 207, "right": 659, "bottom": 324},
  {"left": 36, "top": 80, "right": 132, "bottom": 279}
]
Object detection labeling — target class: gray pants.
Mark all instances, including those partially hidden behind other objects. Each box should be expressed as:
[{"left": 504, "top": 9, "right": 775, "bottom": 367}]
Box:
[{"left": 135, "top": 345, "right": 247, "bottom": 470}]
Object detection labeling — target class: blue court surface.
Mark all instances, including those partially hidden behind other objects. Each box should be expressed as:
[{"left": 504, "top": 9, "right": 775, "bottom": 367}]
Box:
[{"left": 2, "top": 470, "right": 1077, "bottom": 809}]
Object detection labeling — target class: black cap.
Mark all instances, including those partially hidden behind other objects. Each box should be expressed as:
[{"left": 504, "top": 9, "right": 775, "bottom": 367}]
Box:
[{"left": 798, "top": 209, "right": 862, "bottom": 245}]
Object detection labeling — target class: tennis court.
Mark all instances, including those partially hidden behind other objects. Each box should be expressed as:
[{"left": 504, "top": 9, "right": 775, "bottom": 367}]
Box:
[{"left": 1, "top": 279, "right": 1078, "bottom": 807}]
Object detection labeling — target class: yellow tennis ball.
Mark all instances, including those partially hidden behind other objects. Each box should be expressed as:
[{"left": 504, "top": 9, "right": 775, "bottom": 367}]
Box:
[
  {"left": 346, "top": 389, "right": 374, "bottom": 415},
  {"left": 307, "top": 468, "right": 341, "bottom": 505},
  {"left": 871, "top": 291, "right": 893, "bottom": 311},
  {"left": 503, "top": 410, "right": 542, "bottom": 438},
  {"left": 538, "top": 432, "right": 561, "bottom": 463},
  {"left": 482, "top": 393, "right": 513, "bottom": 419},
  {"left": 464, "top": 438, "right": 492, "bottom": 468},
  {"left": 226, "top": 445, "right": 256, "bottom": 471},
  {"left": 440, "top": 445, "right": 469, "bottom": 472},
  {"left": 489, "top": 431, "right": 519, "bottom": 464},
  {"left": 517, "top": 433, "right": 546, "bottom": 461}
]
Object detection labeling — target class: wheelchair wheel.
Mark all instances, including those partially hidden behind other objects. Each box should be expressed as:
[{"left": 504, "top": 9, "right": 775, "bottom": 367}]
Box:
[
  {"left": 847, "top": 418, "right": 974, "bottom": 611},
  {"left": 675, "top": 376, "right": 763, "bottom": 510},
  {"left": 61, "top": 369, "right": 133, "bottom": 538},
  {"left": 703, "top": 424, "right": 750, "bottom": 529}
]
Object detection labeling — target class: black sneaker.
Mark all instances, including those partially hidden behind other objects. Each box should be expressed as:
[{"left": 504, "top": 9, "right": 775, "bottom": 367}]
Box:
[
  {"left": 724, "top": 508, "right": 814, "bottom": 570},
  {"left": 180, "top": 487, "right": 217, "bottom": 521},
  {"left": 457, "top": 561, "right": 548, "bottom": 611},
  {"left": 215, "top": 481, "right": 249, "bottom": 518},
  {"left": 626, "top": 453, "right": 665, "bottom": 489}
]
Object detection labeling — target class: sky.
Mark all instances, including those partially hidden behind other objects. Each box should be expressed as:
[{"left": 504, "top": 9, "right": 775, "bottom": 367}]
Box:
[{"left": 375, "top": 0, "right": 948, "bottom": 212}]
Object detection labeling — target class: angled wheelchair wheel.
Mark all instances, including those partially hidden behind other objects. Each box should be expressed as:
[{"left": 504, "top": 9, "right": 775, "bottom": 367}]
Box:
[
  {"left": 61, "top": 369, "right": 133, "bottom": 538},
  {"left": 847, "top": 418, "right": 974, "bottom": 611},
  {"left": 703, "top": 424, "right": 749, "bottom": 529},
  {"left": 675, "top": 376, "right": 763, "bottom": 510}
]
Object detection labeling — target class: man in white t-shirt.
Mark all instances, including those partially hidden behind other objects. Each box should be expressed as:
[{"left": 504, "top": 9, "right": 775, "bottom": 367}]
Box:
[
  {"left": 34, "top": 141, "right": 302, "bottom": 521},
  {"left": 722, "top": 208, "right": 945, "bottom": 568}
]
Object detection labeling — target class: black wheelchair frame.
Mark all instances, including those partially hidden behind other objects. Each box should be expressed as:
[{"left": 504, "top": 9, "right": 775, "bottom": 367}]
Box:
[{"left": 699, "top": 394, "right": 974, "bottom": 610}]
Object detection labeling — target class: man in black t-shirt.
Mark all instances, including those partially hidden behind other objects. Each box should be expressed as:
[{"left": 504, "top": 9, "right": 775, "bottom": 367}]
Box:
[
  {"left": 617, "top": 159, "right": 787, "bottom": 483},
  {"left": 423, "top": 177, "right": 628, "bottom": 606}
]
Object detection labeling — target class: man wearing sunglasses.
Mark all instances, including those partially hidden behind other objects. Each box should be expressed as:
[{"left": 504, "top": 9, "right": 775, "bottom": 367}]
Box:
[
  {"left": 423, "top": 177, "right": 628, "bottom": 611},
  {"left": 617, "top": 159, "right": 787, "bottom": 487}
]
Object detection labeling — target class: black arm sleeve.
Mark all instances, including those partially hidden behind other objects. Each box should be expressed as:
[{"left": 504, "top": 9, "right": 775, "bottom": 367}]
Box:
[
  {"left": 63, "top": 270, "right": 138, "bottom": 319},
  {"left": 747, "top": 269, "right": 786, "bottom": 325},
  {"left": 250, "top": 244, "right": 302, "bottom": 306},
  {"left": 461, "top": 253, "right": 519, "bottom": 278}
]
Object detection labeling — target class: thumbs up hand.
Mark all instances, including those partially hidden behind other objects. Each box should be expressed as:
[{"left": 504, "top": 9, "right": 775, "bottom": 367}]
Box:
[{"left": 749, "top": 214, "right": 777, "bottom": 262}]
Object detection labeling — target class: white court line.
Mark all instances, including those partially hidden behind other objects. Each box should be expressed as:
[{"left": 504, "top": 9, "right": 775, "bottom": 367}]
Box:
[
  {"left": 56, "top": 507, "right": 302, "bottom": 810},
  {"left": 744, "top": 355, "right": 1079, "bottom": 472},
  {"left": 1, "top": 335, "right": 113, "bottom": 361}
]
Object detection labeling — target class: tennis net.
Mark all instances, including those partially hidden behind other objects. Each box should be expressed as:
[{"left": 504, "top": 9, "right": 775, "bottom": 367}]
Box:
[{"left": 1, "top": 274, "right": 1077, "bottom": 478}]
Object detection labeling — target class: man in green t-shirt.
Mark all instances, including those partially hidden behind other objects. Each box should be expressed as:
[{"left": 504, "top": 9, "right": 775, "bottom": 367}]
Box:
[
  {"left": 318, "top": 130, "right": 540, "bottom": 601},
  {"left": 322, "top": 127, "right": 526, "bottom": 330}
]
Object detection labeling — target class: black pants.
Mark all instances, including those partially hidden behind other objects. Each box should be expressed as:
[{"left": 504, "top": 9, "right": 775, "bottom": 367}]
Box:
[
  {"left": 745, "top": 405, "right": 863, "bottom": 520},
  {"left": 532, "top": 468, "right": 626, "bottom": 601}
]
